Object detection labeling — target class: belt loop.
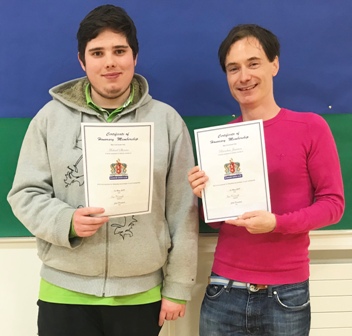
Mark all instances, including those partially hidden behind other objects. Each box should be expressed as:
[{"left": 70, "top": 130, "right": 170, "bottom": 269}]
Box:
[
  {"left": 267, "top": 286, "right": 273, "bottom": 298},
  {"left": 225, "top": 280, "right": 234, "bottom": 292}
]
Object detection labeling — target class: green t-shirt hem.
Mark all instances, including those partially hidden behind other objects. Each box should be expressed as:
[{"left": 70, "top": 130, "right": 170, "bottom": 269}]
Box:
[{"left": 39, "top": 278, "right": 162, "bottom": 306}]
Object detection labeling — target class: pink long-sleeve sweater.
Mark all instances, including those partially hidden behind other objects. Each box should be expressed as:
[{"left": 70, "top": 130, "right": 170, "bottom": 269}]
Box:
[{"left": 209, "top": 108, "right": 344, "bottom": 285}]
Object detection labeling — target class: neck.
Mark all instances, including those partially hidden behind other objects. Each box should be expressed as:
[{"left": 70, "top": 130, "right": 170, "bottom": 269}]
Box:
[
  {"left": 240, "top": 100, "right": 280, "bottom": 122},
  {"left": 91, "top": 85, "right": 131, "bottom": 110}
]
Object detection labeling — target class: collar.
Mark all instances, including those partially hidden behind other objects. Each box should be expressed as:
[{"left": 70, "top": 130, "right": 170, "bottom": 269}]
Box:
[{"left": 85, "top": 83, "right": 135, "bottom": 122}]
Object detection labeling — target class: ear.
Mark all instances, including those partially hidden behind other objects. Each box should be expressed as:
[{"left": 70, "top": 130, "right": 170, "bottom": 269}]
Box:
[
  {"left": 77, "top": 52, "right": 86, "bottom": 72},
  {"left": 134, "top": 54, "right": 138, "bottom": 67},
  {"left": 272, "top": 56, "right": 279, "bottom": 77}
]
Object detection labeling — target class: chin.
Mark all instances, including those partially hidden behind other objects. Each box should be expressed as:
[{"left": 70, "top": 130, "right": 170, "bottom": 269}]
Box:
[{"left": 105, "top": 89, "right": 123, "bottom": 97}]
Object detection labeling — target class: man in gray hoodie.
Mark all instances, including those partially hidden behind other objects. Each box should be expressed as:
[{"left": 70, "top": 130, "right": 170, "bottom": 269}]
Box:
[{"left": 8, "top": 5, "right": 198, "bottom": 336}]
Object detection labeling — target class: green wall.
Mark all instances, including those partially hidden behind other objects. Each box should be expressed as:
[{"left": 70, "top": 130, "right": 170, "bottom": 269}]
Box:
[{"left": 1, "top": 115, "right": 351, "bottom": 237}]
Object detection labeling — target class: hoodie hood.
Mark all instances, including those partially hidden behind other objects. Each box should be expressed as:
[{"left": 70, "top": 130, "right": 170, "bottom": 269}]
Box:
[{"left": 48, "top": 74, "right": 152, "bottom": 116}]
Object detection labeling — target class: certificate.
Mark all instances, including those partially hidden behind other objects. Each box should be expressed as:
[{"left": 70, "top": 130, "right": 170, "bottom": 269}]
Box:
[
  {"left": 194, "top": 120, "right": 271, "bottom": 223},
  {"left": 81, "top": 123, "right": 154, "bottom": 218}
]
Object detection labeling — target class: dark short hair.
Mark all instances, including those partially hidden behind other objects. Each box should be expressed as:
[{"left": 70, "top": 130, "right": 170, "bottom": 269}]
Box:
[
  {"left": 218, "top": 24, "right": 280, "bottom": 72},
  {"left": 77, "top": 4, "right": 139, "bottom": 65}
]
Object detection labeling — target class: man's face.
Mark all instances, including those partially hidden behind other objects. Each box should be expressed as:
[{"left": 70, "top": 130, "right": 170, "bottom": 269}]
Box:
[
  {"left": 224, "top": 37, "right": 279, "bottom": 109},
  {"left": 78, "top": 29, "right": 137, "bottom": 108}
]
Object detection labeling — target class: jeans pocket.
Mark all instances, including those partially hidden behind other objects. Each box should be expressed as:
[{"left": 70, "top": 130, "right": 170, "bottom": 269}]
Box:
[
  {"left": 273, "top": 281, "right": 310, "bottom": 311},
  {"left": 205, "top": 284, "right": 225, "bottom": 300}
]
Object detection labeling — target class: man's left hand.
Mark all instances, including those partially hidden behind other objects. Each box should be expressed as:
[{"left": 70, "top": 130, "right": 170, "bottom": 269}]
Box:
[
  {"left": 225, "top": 210, "right": 276, "bottom": 234},
  {"left": 158, "top": 298, "right": 186, "bottom": 326}
]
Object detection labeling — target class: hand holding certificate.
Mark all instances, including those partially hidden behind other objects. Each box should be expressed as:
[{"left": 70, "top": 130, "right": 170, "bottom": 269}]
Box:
[
  {"left": 194, "top": 120, "right": 271, "bottom": 223},
  {"left": 81, "top": 123, "right": 154, "bottom": 218}
]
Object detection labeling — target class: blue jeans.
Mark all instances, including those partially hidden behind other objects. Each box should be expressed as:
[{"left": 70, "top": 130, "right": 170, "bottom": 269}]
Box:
[{"left": 200, "top": 278, "right": 310, "bottom": 336}]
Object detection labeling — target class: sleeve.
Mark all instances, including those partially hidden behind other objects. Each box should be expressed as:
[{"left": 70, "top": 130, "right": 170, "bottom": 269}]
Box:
[
  {"left": 274, "top": 116, "right": 345, "bottom": 234},
  {"left": 161, "top": 120, "right": 199, "bottom": 301},
  {"left": 7, "top": 116, "right": 79, "bottom": 248}
]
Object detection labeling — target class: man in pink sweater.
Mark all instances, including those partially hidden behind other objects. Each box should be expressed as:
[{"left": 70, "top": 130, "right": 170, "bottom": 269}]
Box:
[{"left": 188, "top": 24, "right": 344, "bottom": 336}]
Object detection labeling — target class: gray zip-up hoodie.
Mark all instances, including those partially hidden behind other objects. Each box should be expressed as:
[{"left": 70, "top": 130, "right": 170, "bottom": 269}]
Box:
[{"left": 8, "top": 74, "right": 198, "bottom": 300}]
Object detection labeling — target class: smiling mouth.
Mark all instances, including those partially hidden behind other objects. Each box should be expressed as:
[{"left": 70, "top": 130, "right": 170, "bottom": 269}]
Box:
[
  {"left": 238, "top": 84, "right": 257, "bottom": 91},
  {"left": 103, "top": 72, "right": 121, "bottom": 79}
]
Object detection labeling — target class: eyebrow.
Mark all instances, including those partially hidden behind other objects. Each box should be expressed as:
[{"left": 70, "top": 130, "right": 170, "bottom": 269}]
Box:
[
  {"left": 225, "top": 56, "right": 262, "bottom": 68},
  {"left": 87, "top": 45, "right": 129, "bottom": 52}
]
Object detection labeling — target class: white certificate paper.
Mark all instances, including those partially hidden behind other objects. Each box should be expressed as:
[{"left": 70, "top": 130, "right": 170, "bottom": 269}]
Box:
[
  {"left": 81, "top": 123, "right": 154, "bottom": 218},
  {"left": 194, "top": 120, "right": 271, "bottom": 223}
]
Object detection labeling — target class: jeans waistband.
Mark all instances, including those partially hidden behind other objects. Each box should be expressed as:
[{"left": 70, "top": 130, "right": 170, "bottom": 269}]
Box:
[{"left": 209, "top": 275, "right": 269, "bottom": 292}]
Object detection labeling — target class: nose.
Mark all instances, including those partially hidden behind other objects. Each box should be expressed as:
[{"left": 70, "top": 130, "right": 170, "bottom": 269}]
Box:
[
  {"left": 105, "top": 53, "right": 116, "bottom": 68},
  {"left": 239, "top": 68, "right": 251, "bottom": 82}
]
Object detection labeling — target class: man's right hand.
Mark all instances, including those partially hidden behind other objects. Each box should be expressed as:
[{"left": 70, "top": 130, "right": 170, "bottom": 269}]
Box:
[
  {"left": 72, "top": 207, "right": 109, "bottom": 237},
  {"left": 187, "top": 166, "right": 208, "bottom": 198}
]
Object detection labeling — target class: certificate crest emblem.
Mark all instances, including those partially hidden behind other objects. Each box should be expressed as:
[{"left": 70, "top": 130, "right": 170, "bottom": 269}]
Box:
[
  {"left": 224, "top": 158, "right": 242, "bottom": 180},
  {"left": 110, "top": 159, "right": 128, "bottom": 180}
]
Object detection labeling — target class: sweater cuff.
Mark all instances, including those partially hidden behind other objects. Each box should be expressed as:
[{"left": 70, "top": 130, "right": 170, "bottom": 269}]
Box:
[
  {"left": 162, "top": 282, "right": 194, "bottom": 301},
  {"left": 162, "top": 296, "right": 187, "bottom": 305}
]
